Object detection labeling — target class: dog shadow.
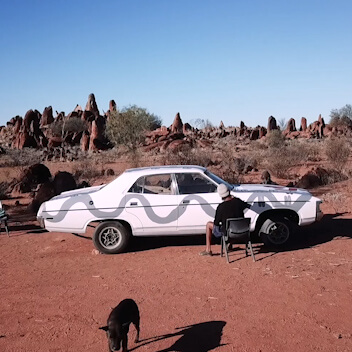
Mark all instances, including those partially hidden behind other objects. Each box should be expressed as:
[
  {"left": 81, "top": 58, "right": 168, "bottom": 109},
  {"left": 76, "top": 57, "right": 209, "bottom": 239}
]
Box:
[{"left": 130, "top": 320, "right": 226, "bottom": 352}]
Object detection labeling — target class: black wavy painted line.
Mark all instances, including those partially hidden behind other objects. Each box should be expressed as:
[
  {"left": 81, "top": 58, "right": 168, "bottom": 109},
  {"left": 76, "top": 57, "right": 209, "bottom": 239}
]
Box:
[{"left": 43, "top": 191, "right": 311, "bottom": 225}]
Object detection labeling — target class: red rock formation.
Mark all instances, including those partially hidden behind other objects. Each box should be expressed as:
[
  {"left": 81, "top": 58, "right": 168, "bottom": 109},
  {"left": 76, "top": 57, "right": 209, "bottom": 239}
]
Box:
[
  {"left": 259, "top": 126, "right": 266, "bottom": 138},
  {"left": 250, "top": 128, "right": 260, "bottom": 140},
  {"left": 81, "top": 131, "right": 90, "bottom": 151},
  {"left": 85, "top": 93, "right": 99, "bottom": 117},
  {"left": 171, "top": 113, "right": 183, "bottom": 133},
  {"left": 41, "top": 106, "right": 54, "bottom": 127},
  {"left": 267, "top": 116, "right": 277, "bottom": 131},
  {"left": 318, "top": 114, "right": 325, "bottom": 128},
  {"left": 300, "top": 117, "right": 307, "bottom": 131},
  {"left": 284, "top": 118, "right": 296, "bottom": 134},
  {"left": 89, "top": 120, "right": 99, "bottom": 151}
]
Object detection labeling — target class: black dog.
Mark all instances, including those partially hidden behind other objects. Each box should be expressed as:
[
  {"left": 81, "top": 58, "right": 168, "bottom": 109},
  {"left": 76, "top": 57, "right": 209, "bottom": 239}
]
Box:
[{"left": 100, "top": 299, "right": 140, "bottom": 352}]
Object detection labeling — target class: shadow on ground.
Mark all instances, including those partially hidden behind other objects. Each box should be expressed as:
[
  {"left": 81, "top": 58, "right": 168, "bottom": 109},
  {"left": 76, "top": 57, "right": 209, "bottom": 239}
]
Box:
[
  {"left": 129, "top": 320, "right": 226, "bottom": 352},
  {"left": 128, "top": 213, "right": 352, "bottom": 254}
]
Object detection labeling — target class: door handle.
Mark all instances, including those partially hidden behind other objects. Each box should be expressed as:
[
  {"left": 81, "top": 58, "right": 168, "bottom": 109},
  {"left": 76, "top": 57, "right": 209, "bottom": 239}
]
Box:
[
  {"left": 182, "top": 200, "right": 190, "bottom": 204},
  {"left": 130, "top": 202, "right": 138, "bottom": 206}
]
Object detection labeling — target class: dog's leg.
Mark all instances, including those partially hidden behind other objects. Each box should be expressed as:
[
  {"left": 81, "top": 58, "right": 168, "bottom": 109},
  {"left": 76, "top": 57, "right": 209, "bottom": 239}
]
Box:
[
  {"left": 122, "top": 334, "right": 128, "bottom": 352},
  {"left": 133, "top": 318, "right": 140, "bottom": 343}
]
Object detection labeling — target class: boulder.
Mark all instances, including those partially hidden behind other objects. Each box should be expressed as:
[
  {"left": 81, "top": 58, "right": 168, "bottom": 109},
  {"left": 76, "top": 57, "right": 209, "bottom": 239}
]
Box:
[{"left": 53, "top": 171, "right": 76, "bottom": 195}]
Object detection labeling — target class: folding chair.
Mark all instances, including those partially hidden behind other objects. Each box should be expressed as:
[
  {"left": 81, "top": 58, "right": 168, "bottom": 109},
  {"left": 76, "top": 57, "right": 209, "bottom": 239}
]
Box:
[
  {"left": 220, "top": 217, "right": 255, "bottom": 263},
  {"left": 0, "top": 201, "right": 9, "bottom": 237}
]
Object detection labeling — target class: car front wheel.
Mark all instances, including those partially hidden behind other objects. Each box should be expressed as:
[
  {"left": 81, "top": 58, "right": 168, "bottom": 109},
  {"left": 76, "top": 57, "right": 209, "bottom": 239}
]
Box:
[
  {"left": 93, "top": 221, "right": 130, "bottom": 254},
  {"left": 259, "top": 217, "right": 292, "bottom": 247}
]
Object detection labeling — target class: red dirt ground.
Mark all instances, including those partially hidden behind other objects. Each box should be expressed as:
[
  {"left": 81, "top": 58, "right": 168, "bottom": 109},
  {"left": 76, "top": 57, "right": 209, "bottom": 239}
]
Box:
[{"left": 0, "top": 184, "right": 351, "bottom": 352}]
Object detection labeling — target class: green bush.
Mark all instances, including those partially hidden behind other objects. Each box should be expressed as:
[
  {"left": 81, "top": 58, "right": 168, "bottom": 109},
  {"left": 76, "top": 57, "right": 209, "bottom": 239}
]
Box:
[{"left": 106, "top": 105, "right": 162, "bottom": 154}]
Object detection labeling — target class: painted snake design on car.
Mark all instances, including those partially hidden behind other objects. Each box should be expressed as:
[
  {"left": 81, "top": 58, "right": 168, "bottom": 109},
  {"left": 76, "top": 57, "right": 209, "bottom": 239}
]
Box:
[{"left": 42, "top": 190, "right": 309, "bottom": 225}]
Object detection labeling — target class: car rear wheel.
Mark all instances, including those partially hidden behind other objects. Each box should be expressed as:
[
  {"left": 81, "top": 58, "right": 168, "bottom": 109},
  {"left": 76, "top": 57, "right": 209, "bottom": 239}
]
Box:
[
  {"left": 93, "top": 221, "right": 130, "bottom": 254},
  {"left": 259, "top": 217, "right": 292, "bottom": 247}
]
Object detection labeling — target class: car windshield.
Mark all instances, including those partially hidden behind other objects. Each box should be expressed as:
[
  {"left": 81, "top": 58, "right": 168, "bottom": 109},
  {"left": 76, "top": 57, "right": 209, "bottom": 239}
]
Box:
[{"left": 204, "top": 170, "right": 236, "bottom": 190}]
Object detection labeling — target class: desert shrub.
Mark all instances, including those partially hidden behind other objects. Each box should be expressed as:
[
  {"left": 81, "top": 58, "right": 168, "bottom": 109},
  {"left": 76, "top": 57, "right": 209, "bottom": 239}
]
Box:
[
  {"left": 329, "top": 104, "right": 352, "bottom": 128},
  {"left": 49, "top": 117, "right": 88, "bottom": 137},
  {"left": 1, "top": 149, "right": 42, "bottom": 169},
  {"left": 264, "top": 144, "right": 305, "bottom": 178},
  {"left": 266, "top": 130, "right": 286, "bottom": 149},
  {"left": 324, "top": 137, "right": 350, "bottom": 171},
  {"left": 322, "top": 192, "right": 347, "bottom": 213},
  {"left": 106, "top": 105, "right": 162, "bottom": 155},
  {"left": 71, "top": 159, "right": 102, "bottom": 181},
  {"left": 285, "top": 140, "right": 322, "bottom": 163},
  {"left": 190, "top": 118, "right": 214, "bottom": 130},
  {"left": 161, "top": 144, "right": 212, "bottom": 167}
]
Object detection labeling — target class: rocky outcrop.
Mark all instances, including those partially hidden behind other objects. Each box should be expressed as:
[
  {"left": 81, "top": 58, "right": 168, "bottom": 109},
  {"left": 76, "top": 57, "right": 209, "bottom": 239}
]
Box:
[
  {"left": 41, "top": 106, "right": 54, "bottom": 127},
  {"left": 85, "top": 93, "right": 100, "bottom": 117},
  {"left": 3, "top": 95, "right": 352, "bottom": 156},
  {"left": 267, "top": 116, "right": 277, "bottom": 131},
  {"left": 171, "top": 113, "right": 183, "bottom": 133}
]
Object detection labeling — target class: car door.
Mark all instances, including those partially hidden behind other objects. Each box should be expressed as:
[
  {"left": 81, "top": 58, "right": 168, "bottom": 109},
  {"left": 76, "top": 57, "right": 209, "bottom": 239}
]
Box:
[
  {"left": 125, "top": 173, "right": 179, "bottom": 235},
  {"left": 176, "top": 172, "right": 219, "bottom": 234}
]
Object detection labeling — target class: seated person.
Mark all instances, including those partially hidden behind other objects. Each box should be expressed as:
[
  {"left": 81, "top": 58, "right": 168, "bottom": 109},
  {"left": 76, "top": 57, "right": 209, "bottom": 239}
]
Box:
[{"left": 199, "top": 183, "right": 250, "bottom": 256}]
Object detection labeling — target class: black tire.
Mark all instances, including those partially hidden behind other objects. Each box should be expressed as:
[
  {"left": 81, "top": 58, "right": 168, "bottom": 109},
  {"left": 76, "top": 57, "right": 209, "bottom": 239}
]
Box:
[
  {"left": 259, "top": 217, "right": 292, "bottom": 248},
  {"left": 93, "top": 221, "right": 130, "bottom": 254}
]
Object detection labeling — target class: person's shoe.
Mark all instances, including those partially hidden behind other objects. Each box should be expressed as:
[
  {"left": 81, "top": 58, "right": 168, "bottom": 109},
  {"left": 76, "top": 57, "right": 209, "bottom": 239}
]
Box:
[{"left": 199, "top": 250, "right": 212, "bottom": 256}]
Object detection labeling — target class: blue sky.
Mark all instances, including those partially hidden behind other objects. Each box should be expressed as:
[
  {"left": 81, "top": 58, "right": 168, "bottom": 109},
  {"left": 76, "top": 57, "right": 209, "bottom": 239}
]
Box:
[{"left": 1, "top": 0, "right": 351, "bottom": 128}]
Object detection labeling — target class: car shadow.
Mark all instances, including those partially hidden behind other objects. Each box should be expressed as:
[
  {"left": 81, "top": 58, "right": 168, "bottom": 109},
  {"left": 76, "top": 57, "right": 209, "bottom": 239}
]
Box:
[
  {"left": 276, "top": 213, "right": 351, "bottom": 251},
  {"left": 128, "top": 234, "right": 205, "bottom": 253},
  {"left": 128, "top": 213, "right": 352, "bottom": 255},
  {"left": 129, "top": 320, "right": 226, "bottom": 352}
]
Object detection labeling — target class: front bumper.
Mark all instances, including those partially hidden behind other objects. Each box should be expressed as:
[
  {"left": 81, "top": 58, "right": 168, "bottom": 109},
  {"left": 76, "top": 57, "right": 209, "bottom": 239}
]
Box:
[{"left": 37, "top": 216, "right": 45, "bottom": 228}]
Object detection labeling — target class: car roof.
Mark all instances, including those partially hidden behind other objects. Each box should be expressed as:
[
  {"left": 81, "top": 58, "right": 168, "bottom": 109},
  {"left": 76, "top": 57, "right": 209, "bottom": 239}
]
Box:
[{"left": 124, "top": 165, "right": 207, "bottom": 176}]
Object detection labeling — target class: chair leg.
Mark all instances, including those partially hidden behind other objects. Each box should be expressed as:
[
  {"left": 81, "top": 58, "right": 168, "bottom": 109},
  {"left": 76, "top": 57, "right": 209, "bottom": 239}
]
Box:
[
  {"left": 220, "top": 236, "right": 224, "bottom": 257},
  {"left": 224, "top": 240, "right": 230, "bottom": 263},
  {"left": 248, "top": 241, "right": 256, "bottom": 262}
]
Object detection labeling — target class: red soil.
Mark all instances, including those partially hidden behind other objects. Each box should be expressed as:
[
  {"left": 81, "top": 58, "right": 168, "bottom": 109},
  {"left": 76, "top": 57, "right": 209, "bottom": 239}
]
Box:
[{"left": 0, "top": 182, "right": 351, "bottom": 352}]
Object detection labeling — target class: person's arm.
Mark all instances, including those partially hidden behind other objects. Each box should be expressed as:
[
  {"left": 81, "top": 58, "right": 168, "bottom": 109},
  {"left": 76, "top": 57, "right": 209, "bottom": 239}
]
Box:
[{"left": 214, "top": 204, "right": 221, "bottom": 226}]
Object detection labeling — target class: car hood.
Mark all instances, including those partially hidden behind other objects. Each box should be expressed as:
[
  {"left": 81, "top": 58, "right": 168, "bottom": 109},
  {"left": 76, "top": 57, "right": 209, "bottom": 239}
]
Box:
[{"left": 232, "top": 184, "right": 310, "bottom": 195}]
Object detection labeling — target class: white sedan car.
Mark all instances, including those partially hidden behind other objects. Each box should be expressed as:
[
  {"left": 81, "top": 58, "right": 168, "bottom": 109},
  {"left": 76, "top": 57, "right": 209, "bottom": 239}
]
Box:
[{"left": 37, "top": 165, "right": 323, "bottom": 254}]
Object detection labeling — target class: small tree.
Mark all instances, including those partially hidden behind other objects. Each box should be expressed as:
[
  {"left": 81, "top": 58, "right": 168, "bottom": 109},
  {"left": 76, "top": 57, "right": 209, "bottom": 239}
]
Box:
[
  {"left": 330, "top": 104, "right": 352, "bottom": 128},
  {"left": 106, "top": 105, "right": 162, "bottom": 164}
]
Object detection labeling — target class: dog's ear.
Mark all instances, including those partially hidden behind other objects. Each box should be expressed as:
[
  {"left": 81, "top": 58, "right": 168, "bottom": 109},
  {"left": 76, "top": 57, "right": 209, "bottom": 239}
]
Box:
[{"left": 99, "top": 326, "right": 108, "bottom": 331}]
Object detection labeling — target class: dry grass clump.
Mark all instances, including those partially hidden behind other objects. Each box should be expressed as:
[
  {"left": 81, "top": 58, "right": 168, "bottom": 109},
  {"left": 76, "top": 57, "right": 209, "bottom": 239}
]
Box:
[
  {"left": 0, "top": 148, "right": 42, "bottom": 168},
  {"left": 249, "top": 138, "right": 324, "bottom": 178},
  {"left": 266, "top": 130, "right": 286, "bottom": 149},
  {"left": 322, "top": 192, "right": 348, "bottom": 213},
  {"left": 71, "top": 159, "right": 103, "bottom": 181},
  {"left": 161, "top": 144, "right": 212, "bottom": 167},
  {"left": 324, "top": 137, "right": 350, "bottom": 172}
]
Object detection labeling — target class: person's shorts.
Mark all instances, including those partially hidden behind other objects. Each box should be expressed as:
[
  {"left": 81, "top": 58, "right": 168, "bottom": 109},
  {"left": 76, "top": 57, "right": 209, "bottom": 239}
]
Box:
[{"left": 212, "top": 225, "right": 224, "bottom": 238}]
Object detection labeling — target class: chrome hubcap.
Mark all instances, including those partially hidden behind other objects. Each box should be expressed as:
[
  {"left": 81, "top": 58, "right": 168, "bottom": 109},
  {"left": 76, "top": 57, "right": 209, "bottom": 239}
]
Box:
[{"left": 100, "top": 227, "right": 121, "bottom": 249}]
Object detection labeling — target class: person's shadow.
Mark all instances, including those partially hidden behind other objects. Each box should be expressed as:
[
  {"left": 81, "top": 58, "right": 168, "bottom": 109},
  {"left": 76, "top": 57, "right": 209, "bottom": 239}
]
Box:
[{"left": 129, "top": 320, "right": 226, "bottom": 352}]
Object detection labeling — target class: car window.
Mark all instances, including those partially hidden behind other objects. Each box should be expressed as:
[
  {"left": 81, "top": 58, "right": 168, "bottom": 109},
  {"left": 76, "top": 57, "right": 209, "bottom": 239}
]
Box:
[
  {"left": 176, "top": 173, "right": 217, "bottom": 194},
  {"left": 128, "top": 174, "right": 172, "bottom": 195}
]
